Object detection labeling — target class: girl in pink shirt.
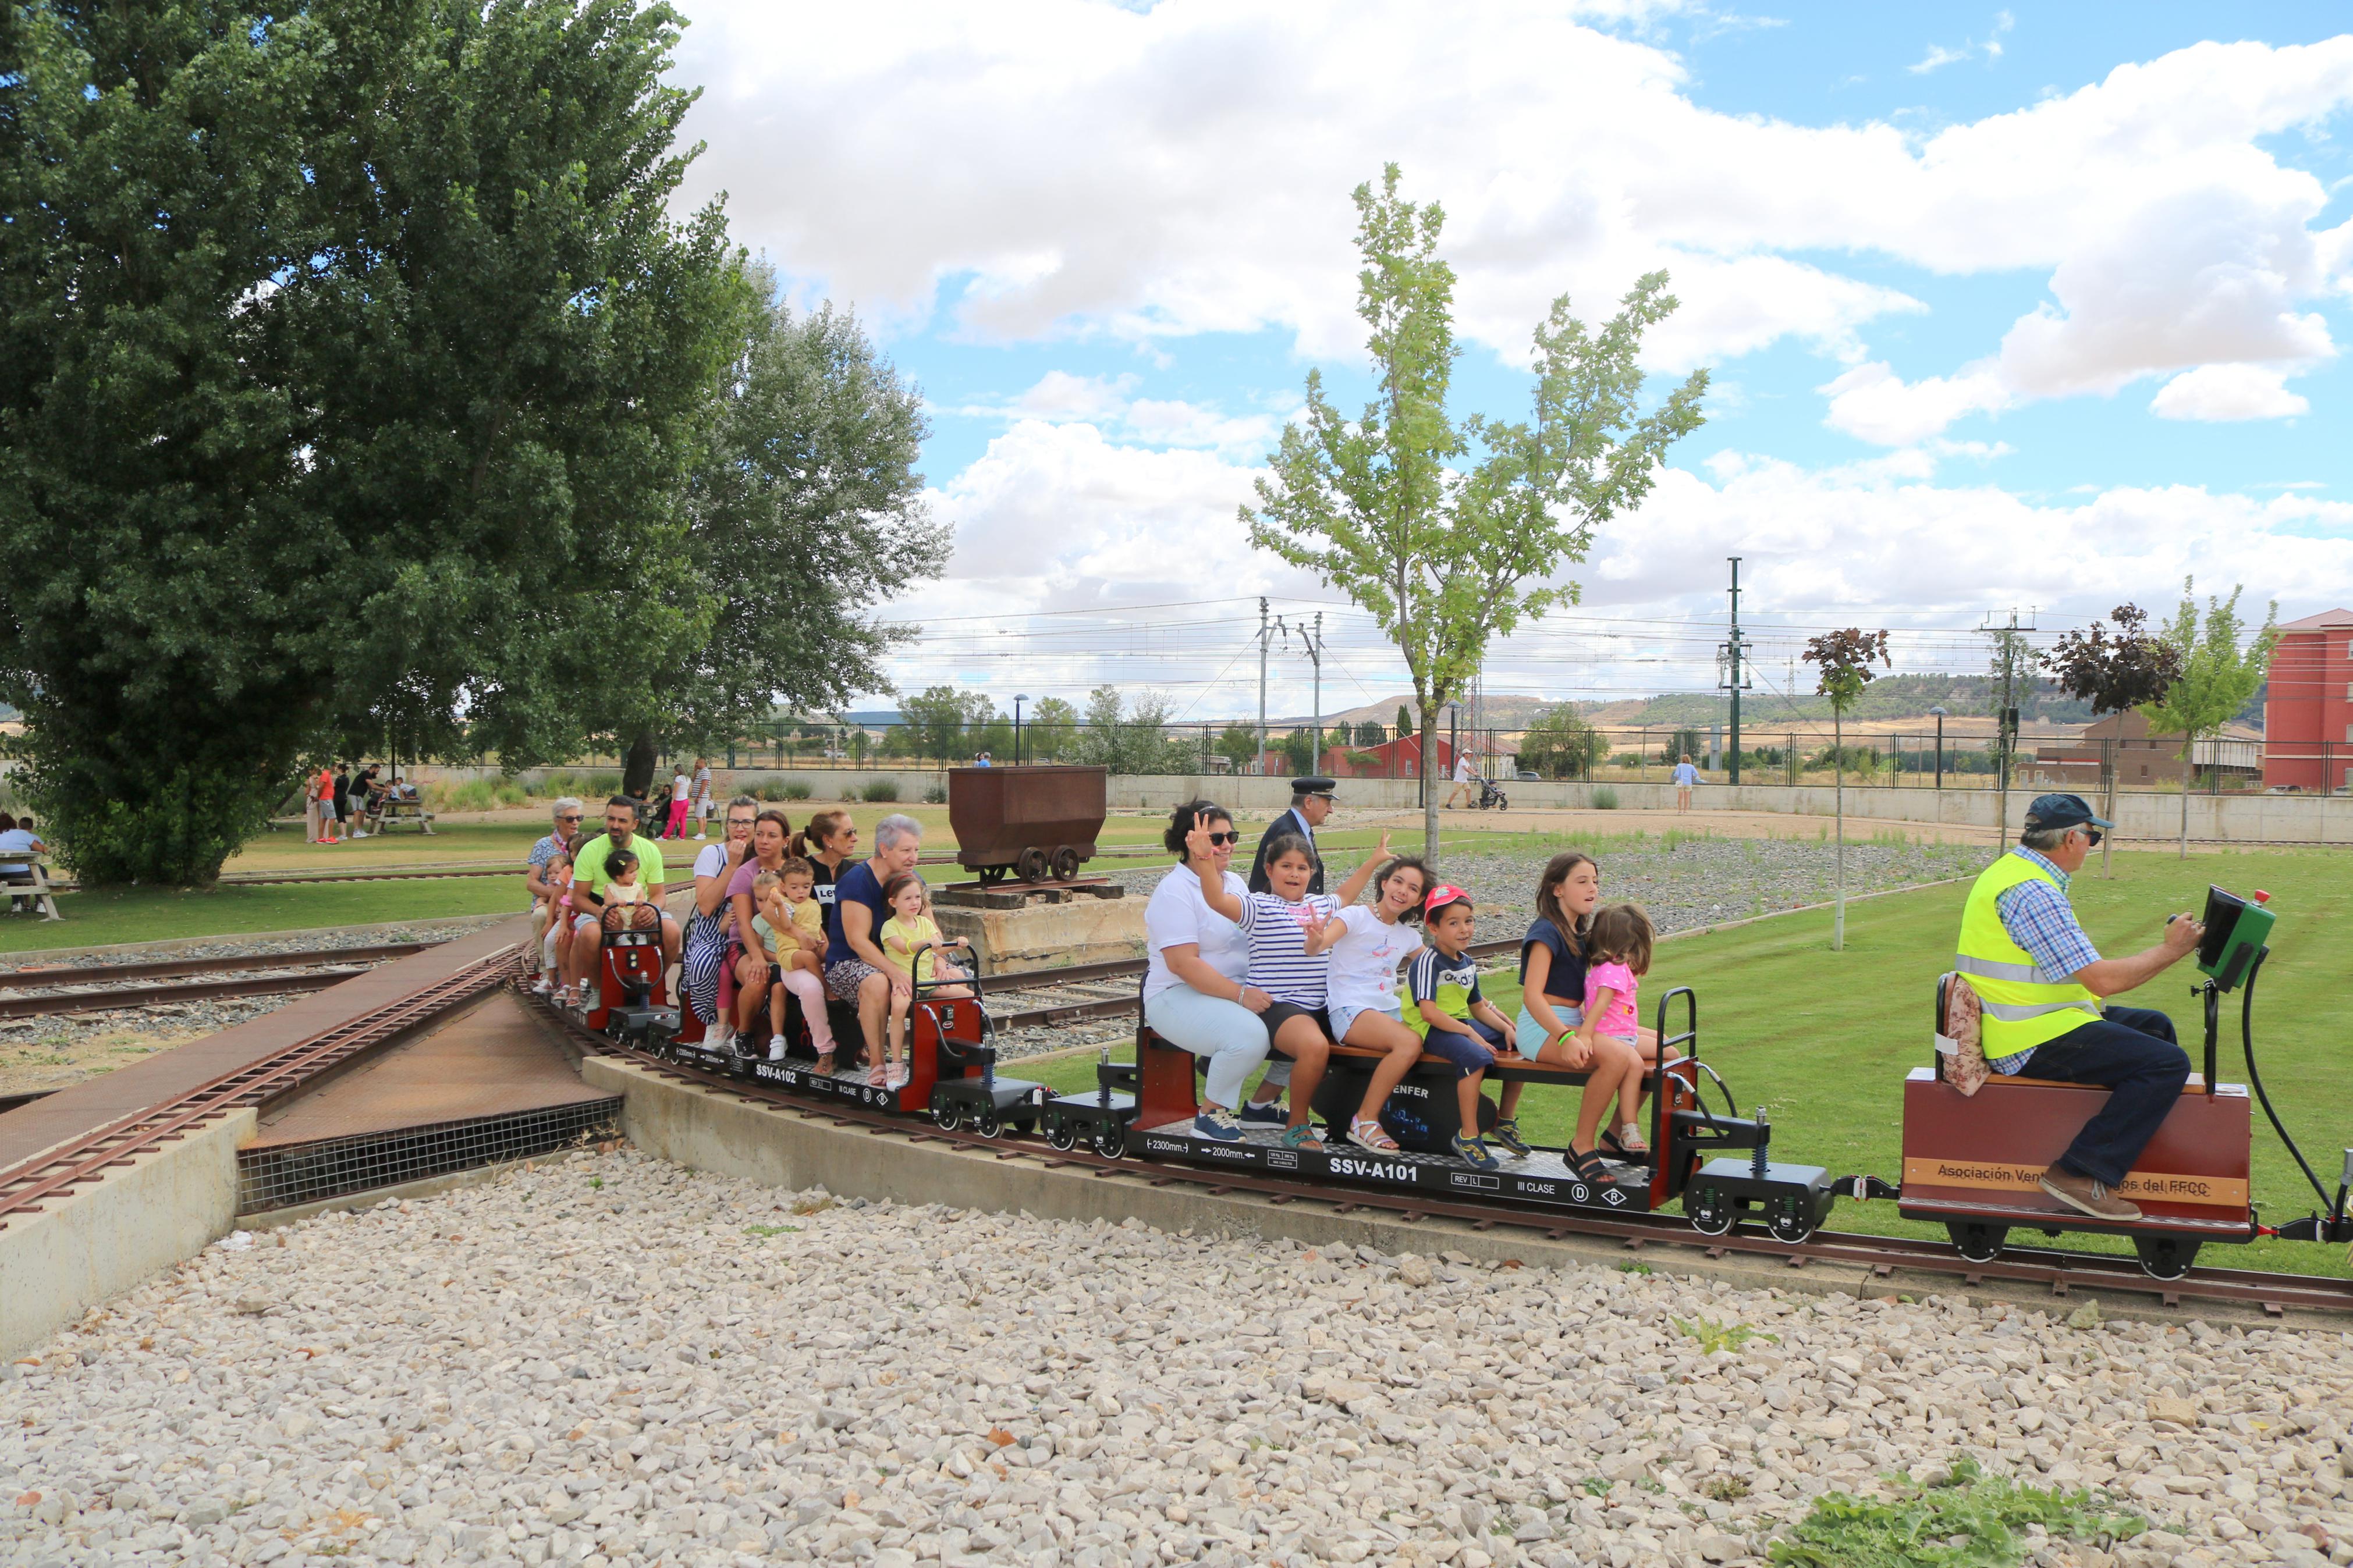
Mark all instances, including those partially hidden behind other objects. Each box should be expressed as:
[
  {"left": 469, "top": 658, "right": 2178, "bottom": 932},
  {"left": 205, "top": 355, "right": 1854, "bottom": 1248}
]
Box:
[{"left": 1581, "top": 903, "right": 1662, "bottom": 1157}]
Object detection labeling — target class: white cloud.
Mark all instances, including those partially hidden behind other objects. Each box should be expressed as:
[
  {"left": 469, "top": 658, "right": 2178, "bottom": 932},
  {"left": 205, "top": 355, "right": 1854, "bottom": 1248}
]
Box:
[
  {"left": 877, "top": 424, "right": 2353, "bottom": 709},
  {"left": 674, "top": 5, "right": 2353, "bottom": 437},
  {"left": 1819, "top": 361, "right": 2010, "bottom": 446},
  {"left": 2149, "top": 363, "right": 2312, "bottom": 421},
  {"left": 943, "top": 371, "right": 1283, "bottom": 456},
  {"left": 1910, "top": 44, "right": 1971, "bottom": 76}
]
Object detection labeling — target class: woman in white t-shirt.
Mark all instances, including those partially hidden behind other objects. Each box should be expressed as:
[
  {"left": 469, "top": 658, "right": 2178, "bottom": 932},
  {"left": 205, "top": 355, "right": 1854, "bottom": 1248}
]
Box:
[
  {"left": 1142, "top": 800, "right": 1271, "bottom": 1143},
  {"left": 1322, "top": 852, "right": 1432, "bottom": 1153}
]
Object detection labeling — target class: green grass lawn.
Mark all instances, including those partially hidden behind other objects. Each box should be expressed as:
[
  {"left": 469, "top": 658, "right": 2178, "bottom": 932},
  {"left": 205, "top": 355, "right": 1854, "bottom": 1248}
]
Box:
[
  {"left": 0, "top": 878, "right": 533, "bottom": 954},
  {"left": 1024, "top": 847, "right": 2353, "bottom": 1279}
]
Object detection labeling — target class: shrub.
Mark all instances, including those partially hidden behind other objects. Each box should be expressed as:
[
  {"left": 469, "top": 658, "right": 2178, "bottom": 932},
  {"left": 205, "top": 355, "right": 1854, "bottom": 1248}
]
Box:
[
  {"left": 782, "top": 781, "right": 812, "bottom": 801},
  {"left": 860, "top": 779, "right": 900, "bottom": 803},
  {"left": 1590, "top": 786, "right": 1620, "bottom": 810},
  {"left": 923, "top": 784, "right": 947, "bottom": 805},
  {"left": 428, "top": 777, "right": 528, "bottom": 813}
]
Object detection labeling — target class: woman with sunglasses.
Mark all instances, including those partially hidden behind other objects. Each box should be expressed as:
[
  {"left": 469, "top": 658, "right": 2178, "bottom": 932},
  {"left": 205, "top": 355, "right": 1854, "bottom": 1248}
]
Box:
[
  {"left": 682, "top": 794, "right": 761, "bottom": 1039},
  {"left": 790, "top": 809, "right": 858, "bottom": 926},
  {"left": 525, "top": 798, "right": 587, "bottom": 995},
  {"left": 1142, "top": 799, "right": 1275, "bottom": 1142}
]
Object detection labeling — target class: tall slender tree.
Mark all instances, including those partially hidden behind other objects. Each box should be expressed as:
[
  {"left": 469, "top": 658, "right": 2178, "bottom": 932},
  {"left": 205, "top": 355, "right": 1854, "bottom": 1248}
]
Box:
[
  {"left": 1246, "top": 166, "right": 1707, "bottom": 863},
  {"left": 2139, "top": 581, "right": 2278, "bottom": 859},
  {"left": 1803, "top": 628, "right": 1891, "bottom": 952}
]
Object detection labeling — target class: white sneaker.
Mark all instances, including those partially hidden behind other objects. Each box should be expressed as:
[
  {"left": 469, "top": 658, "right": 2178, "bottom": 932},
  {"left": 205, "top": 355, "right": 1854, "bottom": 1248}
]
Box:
[
  {"left": 531, "top": 977, "right": 552, "bottom": 995},
  {"left": 694, "top": 833, "right": 707, "bottom": 841},
  {"left": 707, "top": 1021, "right": 734, "bottom": 1054},
  {"left": 768, "top": 1035, "right": 787, "bottom": 1062}
]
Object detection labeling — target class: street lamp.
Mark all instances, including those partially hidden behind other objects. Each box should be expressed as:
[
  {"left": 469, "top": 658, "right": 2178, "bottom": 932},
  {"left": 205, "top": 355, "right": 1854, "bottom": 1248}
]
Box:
[
  {"left": 1014, "top": 695, "right": 1028, "bottom": 767},
  {"left": 1929, "top": 707, "right": 1947, "bottom": 790}
]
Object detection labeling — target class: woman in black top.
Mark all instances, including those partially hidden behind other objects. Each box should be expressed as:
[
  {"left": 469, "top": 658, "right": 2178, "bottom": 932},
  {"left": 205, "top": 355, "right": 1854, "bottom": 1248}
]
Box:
[{"left": 1494, "top": 851, "right": 1649, "bottom": 1165}]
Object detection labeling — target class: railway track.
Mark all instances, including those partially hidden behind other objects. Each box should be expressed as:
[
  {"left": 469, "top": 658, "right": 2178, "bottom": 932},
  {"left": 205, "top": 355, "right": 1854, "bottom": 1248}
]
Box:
[
  {"left": 534, "top": 980, "right": 2353, "bottom": 1320},
  {"left": 0, "top": 951, "right": 514, "bottom": 1230},
  {"left": 0, "top": 943, "right": 435, "bottom": 1020}
]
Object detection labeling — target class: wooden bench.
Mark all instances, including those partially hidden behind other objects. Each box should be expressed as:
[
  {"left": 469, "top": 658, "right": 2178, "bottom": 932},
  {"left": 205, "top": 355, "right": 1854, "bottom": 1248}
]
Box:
[{"left": 1, "top": 861, "right": 68, "bottom": 922}]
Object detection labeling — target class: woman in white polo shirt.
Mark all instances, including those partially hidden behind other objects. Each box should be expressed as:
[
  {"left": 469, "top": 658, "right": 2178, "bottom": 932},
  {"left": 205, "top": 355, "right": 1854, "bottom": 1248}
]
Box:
[{"left": 1142, "top": 799, "right": 1271, "bottom": 1143}]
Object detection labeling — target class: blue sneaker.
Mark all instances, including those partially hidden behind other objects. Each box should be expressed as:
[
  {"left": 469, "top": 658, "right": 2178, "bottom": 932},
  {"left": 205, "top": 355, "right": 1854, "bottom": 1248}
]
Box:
[
  {"left": 1452, "top": 1134, "right": 1500, "bottom": 1172},
  {"left": 1194, "top": 1105, "right": 1243, "bottom": 1142},
  {"left": 1238, "top": 1099, "right": 1286, "bottom": 1126}
]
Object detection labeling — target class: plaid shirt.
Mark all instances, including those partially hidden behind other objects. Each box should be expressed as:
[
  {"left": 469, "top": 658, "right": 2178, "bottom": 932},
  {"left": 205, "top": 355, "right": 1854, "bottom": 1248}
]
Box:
[{"left": 1986, "top": 847, "right": 2101, "bottom": 1071}]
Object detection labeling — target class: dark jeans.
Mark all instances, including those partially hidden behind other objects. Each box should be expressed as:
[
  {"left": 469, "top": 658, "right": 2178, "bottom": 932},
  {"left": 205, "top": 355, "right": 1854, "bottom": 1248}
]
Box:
[{"left": 2018, "top": 1005, "right": 2190, "bottom": 1187}]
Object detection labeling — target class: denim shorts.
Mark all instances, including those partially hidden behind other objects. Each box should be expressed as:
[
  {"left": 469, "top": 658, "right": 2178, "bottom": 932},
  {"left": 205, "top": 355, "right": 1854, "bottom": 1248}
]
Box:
[
  {"left": 1514, "top": 1004, "right": 1584, "bottom": 1057},
  {"left": 1420, "top": 1019, "right": 1502, "bottom": 1080},
  {"left": 1329, "top": 1001, "right": 1401, "bottom": 1044}
]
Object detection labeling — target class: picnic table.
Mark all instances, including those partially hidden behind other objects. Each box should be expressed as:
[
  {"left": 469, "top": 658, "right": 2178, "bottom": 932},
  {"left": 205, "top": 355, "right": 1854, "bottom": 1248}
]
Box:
[
  {"left": 371, "top": 795, "right": 437, "bottom": 834},
  {"left": 2, "top": 859, "right": 68, "bottom": 921}
]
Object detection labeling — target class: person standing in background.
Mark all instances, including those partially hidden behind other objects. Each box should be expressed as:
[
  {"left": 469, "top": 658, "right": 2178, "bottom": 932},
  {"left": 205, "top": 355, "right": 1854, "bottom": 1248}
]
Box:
[
  {"left": 691, "top": 757, "right": 714, "bottom": 840},
  {"left": 1671, "top": 753, "right": 1699, "bottom": 815},
  {"left": 332, "top": 763, "right": 354, "bottom": 840},
  {"left": 314, "top": 762, "right": 342, "bottom": 844},
  {"left": 664, "top": 763, "right": 693, "bottom": 839}
]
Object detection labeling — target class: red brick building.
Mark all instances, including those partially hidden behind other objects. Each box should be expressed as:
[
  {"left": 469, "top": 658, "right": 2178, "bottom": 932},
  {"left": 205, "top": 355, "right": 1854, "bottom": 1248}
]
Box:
[
  {"left": 1321, "top": 734, "right": 1454, "bottom": 780},
  {"left": 2262, "top": 609, "right": 2353, "bottom": 793}
]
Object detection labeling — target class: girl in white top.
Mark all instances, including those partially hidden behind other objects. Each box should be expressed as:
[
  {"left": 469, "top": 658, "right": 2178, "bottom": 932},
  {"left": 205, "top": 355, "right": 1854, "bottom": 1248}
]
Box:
[
  {"left": 1187, "top": 828, "right": 1386, "bottom": 1153},
  {"left": 1322, "top": 852, "right": 1431, "bottom": 1153}
]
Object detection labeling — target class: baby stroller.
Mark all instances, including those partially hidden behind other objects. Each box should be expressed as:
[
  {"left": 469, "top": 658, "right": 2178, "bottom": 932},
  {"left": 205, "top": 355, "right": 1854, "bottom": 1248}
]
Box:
[{"left": 1477, "top": 776, "right": 1510, "bottom": 810}]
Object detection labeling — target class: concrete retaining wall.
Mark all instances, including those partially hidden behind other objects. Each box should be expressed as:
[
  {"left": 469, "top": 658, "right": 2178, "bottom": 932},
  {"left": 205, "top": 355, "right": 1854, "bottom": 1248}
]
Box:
[
  {"left": 0, "top": 1108, "right": 255, "bottom": 1361},
  {"left": 580, "top": 1057, "right": 2325, "bottom": 1330},
  {"left": 423, "top": 762, "right": 2353, "bottom": 843}
]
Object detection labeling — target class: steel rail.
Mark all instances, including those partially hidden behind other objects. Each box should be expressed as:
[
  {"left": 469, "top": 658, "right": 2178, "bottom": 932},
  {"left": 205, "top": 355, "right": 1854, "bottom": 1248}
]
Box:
[
  {"left": 0, "top": 970, "right": 378, "bottom": 1021},
  {"left": 0, "top": 943, "right": 432, "bottom": 992},
  {"left": 0, "top": 950, "right": 514, "bottom": 1228},
  {"left": 537, "top": 980, "right": 2353, "bottom": 1320}
]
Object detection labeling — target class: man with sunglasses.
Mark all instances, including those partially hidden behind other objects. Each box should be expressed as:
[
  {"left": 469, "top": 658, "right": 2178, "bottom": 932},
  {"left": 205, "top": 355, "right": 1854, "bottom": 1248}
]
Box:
[{"left": 1950, "top": 792, "right": 2204, "bottom": 1222}]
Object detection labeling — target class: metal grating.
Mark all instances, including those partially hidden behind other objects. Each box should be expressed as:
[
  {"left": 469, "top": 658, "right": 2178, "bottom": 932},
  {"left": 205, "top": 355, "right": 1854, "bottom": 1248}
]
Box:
[{"left": 236, "top": 1097, "right": 622, "bottom": 1214}]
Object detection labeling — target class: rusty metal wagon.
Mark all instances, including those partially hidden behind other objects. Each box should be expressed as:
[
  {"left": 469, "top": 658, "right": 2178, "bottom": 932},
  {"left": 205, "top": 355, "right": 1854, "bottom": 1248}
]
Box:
[{"left": 948, "top": 765, "right": 1106, "bottom": 885}]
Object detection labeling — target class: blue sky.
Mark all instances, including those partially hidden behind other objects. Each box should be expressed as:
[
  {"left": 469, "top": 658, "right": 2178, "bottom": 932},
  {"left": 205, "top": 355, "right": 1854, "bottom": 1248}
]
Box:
[{"left": 668, "top": 2, "right": 2353, "bottom": 716}]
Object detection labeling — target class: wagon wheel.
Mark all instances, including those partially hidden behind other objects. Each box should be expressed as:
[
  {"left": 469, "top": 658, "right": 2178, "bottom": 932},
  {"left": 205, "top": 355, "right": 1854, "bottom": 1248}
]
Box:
[
  {"left": 1015, "top": 847, "right": 1050, "bottom": 884},
  {"left": 1050, "top": 845, "right": 1082, "bottom": 881},
  {"left": 1046, "top": 1116, "right": 1080, "bottom": 1153}
]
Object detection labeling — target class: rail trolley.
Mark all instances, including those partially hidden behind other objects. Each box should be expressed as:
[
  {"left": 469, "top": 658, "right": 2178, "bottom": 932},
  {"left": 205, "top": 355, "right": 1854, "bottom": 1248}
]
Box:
[{"left": 553, "top": 879, "right": 2348, "bottom": 1282}]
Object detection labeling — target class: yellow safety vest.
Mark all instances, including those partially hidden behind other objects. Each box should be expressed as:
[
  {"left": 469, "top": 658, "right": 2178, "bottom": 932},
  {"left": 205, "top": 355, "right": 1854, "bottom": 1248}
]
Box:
[{"left": 1954, "top": 852, "right": 2102, "bottom": 1062}]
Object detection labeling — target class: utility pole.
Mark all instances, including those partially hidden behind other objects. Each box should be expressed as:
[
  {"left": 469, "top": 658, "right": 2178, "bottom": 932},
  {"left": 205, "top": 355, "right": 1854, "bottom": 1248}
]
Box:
[
  {"left": 1256, "top": 598, "right": 1270, "bottom": 777},
  {"left": 1722, "top": 557, "right": 1751, "bottom": 785},
  {"left": 1308, "top": 613, "right": 1324, "bottom": 771},
  {"left": 1981, "top": 608, "right": 2039, "bottom": 846}
]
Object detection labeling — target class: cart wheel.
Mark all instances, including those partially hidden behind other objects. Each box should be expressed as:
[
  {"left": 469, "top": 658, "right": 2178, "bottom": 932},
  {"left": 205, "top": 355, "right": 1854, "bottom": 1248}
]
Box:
[
  {"left": 1686, "top": 1185, "right": 1734, "bottom": 1236},
  {"left": 1046, "top": 1118, "right": 1079, "bottom": 1153},
  {"left": 1766, "top": 1207, "right": 1817, "bottom": 1246},
  {"left": 2134, "top": 1235, "right": 2201, "bottom": 1280},
  {"left": 1945, "top": 1221, "right": 2008, "bottom": 1263},
  {"left": 1050, "top": 845, "right": 1081, "bottom": 881},
  {"left": 1015, "top": 847, "right": 1050, "bottom": 884},
  {"left": 931, "top": 1097, "right": 961, "bottom": 1133},
  {"left": 1094, "top": 1123, "right": 1127, "bottom": 1161}
]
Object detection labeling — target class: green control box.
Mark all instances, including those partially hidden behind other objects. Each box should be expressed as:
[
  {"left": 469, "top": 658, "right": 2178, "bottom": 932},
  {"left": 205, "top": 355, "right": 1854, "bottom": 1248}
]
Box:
[{"left": 2196, "top": 885, "right": 2275, "bottom": 992}]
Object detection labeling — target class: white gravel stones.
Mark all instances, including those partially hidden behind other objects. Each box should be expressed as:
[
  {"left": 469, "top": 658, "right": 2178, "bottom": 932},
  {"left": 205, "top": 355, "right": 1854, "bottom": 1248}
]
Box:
[{"left": 7, "top": 1148, "right": 2353, "bottom": 1568}]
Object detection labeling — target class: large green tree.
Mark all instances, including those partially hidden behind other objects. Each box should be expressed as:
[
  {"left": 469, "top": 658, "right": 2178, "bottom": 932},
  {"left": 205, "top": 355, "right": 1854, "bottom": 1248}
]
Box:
[
  {"left": 1, "top": 0, "right": 746, "bottom": 882},
  {"left": 612, "top": 259, "right": 942, "bottom": 795},
  {"left": 1246, "top": 166, "right": 1708, "bottom": 862}
]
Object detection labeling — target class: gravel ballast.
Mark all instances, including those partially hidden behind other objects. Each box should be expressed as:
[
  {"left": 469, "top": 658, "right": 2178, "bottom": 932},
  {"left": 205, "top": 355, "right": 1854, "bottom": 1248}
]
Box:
[{"left": 6, "top": 1149, "right": 2351, "bottom": 1568}]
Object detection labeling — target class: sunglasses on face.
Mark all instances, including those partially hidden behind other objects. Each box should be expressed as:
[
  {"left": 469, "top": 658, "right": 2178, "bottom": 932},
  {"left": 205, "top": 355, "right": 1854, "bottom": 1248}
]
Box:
[
  {"left": 556, "top": 813, "right": 582, "bottom": 823},
  {"left": 2082, "top": 829, "right": 2103, "bottom": 847},
  {"left": 1205, "top": 831, "right": 1240, "bottom": 847}
]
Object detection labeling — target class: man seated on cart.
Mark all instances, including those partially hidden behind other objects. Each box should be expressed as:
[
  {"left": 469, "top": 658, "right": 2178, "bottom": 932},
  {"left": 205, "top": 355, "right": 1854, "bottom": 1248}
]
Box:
[
  {"left": 567, "top": 795, "right": 677, "bottom": 998},
  {"left": 1949, "top": 792, "right": 2205, "bottom": 1222}
]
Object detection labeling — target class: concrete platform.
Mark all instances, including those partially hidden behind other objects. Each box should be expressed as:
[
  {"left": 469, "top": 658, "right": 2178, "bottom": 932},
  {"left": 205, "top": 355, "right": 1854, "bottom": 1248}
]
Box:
[
  {"left": 0, "top": 915, "right": 533, "bottom": 1172},
  {"left": 246, "top": 990, "right": 601, "bottom": 1149}
]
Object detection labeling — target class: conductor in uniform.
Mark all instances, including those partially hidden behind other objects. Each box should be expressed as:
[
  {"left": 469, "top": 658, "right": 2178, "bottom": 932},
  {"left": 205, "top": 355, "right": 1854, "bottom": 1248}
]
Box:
[{"left": 1248, "top": 776, "right": 1336, "bottom": 894}]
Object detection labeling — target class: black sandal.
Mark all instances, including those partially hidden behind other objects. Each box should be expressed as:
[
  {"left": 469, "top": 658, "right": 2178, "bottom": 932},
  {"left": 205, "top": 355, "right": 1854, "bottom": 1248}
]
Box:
[{"left": 1566, "top": 1145, "right": 1619, "bottom": 1188}]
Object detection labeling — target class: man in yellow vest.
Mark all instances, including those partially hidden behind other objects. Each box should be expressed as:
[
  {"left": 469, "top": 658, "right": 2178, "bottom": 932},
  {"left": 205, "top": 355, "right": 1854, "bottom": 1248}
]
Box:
[{"left": 1953, "top": 792, "right": 2204, "bottom": 1222}]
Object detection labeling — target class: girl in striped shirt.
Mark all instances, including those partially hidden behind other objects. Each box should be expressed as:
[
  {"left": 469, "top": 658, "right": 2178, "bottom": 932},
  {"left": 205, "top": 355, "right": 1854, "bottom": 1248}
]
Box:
[{"left": 1185, "top": 827, "right": 1381, "bottom": 1151}]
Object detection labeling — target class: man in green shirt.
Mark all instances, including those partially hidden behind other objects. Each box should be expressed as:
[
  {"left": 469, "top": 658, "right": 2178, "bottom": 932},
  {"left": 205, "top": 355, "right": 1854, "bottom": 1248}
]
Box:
[{"left": 566, "top": 795, "right": 676, "bottom": 1001}]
